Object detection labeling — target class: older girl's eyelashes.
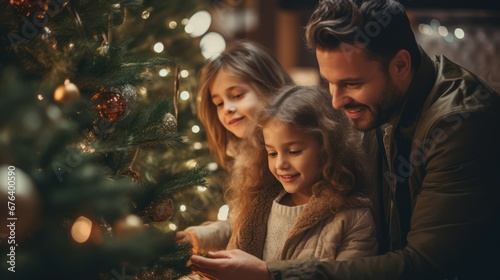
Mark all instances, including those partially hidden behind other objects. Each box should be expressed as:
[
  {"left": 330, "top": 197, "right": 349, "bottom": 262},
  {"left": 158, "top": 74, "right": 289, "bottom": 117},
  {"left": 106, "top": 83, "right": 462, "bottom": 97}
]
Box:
[{"left": 211, "top": 92, "right": 246, "bottom": 107}]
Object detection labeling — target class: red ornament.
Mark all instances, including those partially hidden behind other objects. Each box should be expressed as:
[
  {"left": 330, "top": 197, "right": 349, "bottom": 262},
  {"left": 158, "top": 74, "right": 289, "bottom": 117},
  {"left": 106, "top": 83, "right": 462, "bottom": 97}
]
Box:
[
  {"left": 91, "top": 88, "right": 127, "bottom": 123},
  {"left": 146, "top": 196, "right": 175, "bottom": 222},
  {"left": 10, "top": 0, "right": 49, "bottom": 19}
]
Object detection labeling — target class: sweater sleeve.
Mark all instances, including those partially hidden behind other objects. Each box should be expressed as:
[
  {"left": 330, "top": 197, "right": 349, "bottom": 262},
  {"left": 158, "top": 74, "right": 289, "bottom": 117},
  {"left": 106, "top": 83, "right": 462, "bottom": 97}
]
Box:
[{"left": 185, "top": 220, "right": 231, "bottom": 253}]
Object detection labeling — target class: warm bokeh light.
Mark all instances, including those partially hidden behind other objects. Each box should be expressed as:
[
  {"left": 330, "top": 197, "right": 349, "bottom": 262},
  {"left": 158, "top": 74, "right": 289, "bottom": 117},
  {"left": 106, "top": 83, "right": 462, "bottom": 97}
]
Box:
[
  {"left": 200, "top": 32, "right": 226, "bottom": 59},
  {"left": 169, "top": 223, "right": 178, "bottom": 231},
  {"left": 153, "top": 42, "right": 164, "bottom": 53},
  {"left": 454, "top": 28, "right": 465, "bottom": 39},
  {"left": 159, "top": 68, "right": 169, "bottom": 77},
  {"left": 168, "top": 21, "right": 177, "bottom": 29},
  {"left": 180, "top": 70, "right": 189, "bottom": 78},
  {"left": 185, "top": 159, "right": 198, "bottom": 169},
  {"left": 191, "top": 125, "right": 200, "bottom": 133},
  {"left": 180, "top": 91, "right": 190, "bottom": 100},
  {"left": 218, "top": 205, "right": 229, "bottom": 221},
  {"left": 193, "top": 142, "right": 202, "bottom": 150},
  {"left": 438, "top": 26, "right": 448, "bottom": 37},
  {"left": 207, "top": 162, "right": 218, "bottom": 171},
  {"left": 185, "top": 10, "right": 211, "bottom": 38},
  {"left": 71, "top": 216, "right": 92, "bottom": 243}
]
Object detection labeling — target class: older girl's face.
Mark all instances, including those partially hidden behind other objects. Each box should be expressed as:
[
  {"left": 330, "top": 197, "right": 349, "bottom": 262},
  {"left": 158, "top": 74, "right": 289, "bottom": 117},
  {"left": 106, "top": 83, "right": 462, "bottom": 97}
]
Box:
[{"left": 209, "top": 69, "right": 262, "bottom": 138}]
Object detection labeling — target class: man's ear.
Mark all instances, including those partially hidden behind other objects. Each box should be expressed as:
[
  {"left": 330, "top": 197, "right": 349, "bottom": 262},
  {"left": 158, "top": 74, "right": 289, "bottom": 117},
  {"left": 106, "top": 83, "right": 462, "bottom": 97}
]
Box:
[{"left": 389, "top": 49, "right": 412, "bottom": 81}]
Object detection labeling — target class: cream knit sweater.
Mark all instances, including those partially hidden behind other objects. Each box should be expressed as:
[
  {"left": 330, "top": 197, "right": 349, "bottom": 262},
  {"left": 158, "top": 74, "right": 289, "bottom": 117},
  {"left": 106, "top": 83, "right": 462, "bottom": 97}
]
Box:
[{"left": 262, "top": 194, "right": 306, "bottom": 261}]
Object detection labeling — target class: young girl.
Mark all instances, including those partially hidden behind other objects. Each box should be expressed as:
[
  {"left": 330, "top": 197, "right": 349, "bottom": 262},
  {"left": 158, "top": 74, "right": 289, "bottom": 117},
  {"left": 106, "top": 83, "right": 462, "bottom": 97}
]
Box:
[
  {"left": 176, "top": 40, "right": 294, "bottom": 254},
  {"left": 225, "top": 85, "right": 378, "bottom": 261}
]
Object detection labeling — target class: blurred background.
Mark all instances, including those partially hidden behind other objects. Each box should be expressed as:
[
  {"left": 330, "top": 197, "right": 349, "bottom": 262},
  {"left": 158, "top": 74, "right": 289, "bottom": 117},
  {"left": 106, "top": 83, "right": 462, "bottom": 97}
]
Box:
[
  {"left": 0, "top": 1, "right": 498, "bottom": 278},
  {"left": 200, "top": 0, "right": 499, "bottom": 92}
]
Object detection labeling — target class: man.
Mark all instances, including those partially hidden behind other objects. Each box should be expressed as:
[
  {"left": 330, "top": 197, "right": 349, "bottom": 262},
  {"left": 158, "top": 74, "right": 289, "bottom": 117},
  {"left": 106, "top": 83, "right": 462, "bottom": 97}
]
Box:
[{"left": 191, "top": 0, "right": 500, "bottom": 279}]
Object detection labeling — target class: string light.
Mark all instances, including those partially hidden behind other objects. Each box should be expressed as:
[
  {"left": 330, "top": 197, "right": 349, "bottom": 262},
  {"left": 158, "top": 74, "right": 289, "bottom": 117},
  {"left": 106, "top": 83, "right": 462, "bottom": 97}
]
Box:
[
  {"left": 185, "top": 10, "right": 211, "bottom": 38},
  {"left": 159, "top": 68, "right": 169, "bottom": 77},
  {"left": 197, "top": 186, "right": 207, "bottom": 192},
  {"left": 168, "top": 223, "right": 178, "bottom": 231},
  {"left": 37, "top": 94, "right": 43, "bottom": 100},
  {"left": 180, "top": 205, "right": 187, "bottom": 211},
  {"left": 454, "top": 28, "right": 465, "bottom": 39},
  {"left": 185, "top": 159, "right": 198, "bottom": 169},
  {"left": 193, "top": 142, "right": 202, "bottom": 150},
  {"left": 218, "top": 205, "right": 229, "bottom": 221},
  {"left": 180, "top": 91, "right": 190, "bottom": 100},
  {"left": 138, "top": 86, "right": 147, "bottom": 96},
  {"left": 200, "top": 32, "right": 226, "bottom": 59},
  {"left": 430, "top": 19, "right": 440, "bottom": 29},
  {"left": 437, "top": 26, "right": 448, "bottom": 37},
  {"left": 153, "top": 42, "right": 164, "bottom": 53},
  {"left": 191, "top": 125, "right": 200, "bottom": 133},
  {"left": 181, "top": 18, "right": 189, "bottom": 25},
  {"left": 168, "top": 21, "right": 177, "bottom": 29},
  {"left": 207, "top": 162, "right": 218, "bottom": 171},
  {"left": 180, "top": 70, "right": 189, "bottom": 78},
  {"left": 141, "top": 10, "right": 150, "bottom": 19}
]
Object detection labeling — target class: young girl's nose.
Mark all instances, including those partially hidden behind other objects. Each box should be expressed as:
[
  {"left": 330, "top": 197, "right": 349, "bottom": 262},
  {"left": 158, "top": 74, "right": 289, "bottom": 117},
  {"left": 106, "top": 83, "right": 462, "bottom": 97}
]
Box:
[
  {"left": 276, "top": 155, "right": 289, "bottom": 170},
  {"left": 224, "top": 101, "right": 236, "bottom": 114}
]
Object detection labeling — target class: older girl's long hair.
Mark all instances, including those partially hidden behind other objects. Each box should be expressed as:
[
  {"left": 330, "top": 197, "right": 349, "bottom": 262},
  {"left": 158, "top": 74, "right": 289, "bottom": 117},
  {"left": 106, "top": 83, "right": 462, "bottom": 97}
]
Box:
[
  {"left": 227, "top": 85, "right": 370, "bottom": 236},
  {"left": 197, "top": 40, "right": 293, "bottom": 169}
]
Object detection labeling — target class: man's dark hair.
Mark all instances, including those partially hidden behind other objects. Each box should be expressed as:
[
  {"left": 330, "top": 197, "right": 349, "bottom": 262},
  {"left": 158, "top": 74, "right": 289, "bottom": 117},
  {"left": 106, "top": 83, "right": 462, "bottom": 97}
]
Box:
[{"left": 306, "top": 0, "right": 421, "bottom": 69}]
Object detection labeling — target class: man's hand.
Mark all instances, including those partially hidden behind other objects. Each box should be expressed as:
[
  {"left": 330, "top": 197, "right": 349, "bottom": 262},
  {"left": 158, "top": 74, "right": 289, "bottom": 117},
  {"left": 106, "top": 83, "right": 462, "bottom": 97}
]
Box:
[{"left": 190, "top": 249, "right": 272, "bottom": 280}]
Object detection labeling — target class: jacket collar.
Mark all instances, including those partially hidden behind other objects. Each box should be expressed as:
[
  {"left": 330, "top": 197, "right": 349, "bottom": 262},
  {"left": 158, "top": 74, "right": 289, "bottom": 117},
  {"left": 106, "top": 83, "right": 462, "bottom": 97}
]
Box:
[{"left": 395, "top": 48, "right": 437, "bottom": 134}]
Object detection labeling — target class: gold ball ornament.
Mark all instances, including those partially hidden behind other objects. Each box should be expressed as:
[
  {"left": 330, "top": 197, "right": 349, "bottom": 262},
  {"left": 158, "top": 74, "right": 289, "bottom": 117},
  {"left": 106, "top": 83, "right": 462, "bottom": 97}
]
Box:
[
  {"left": 54, "top": 79, "right": 81, "bottom": 106},
  {"left": 0, "top": 165, "right": 40, "bottom": 240},
  {"left": 91, "top": 88, "right": 127, "bottom": 123},
  {"left": 146, "top": 195, "right": 175, "bottom": 222},
  {"left": 164, "top": 112, "right": 177, "bottom": 131},
  {"left": 9, "top": 0, "right": 49, "bottom": 19},
  {"left": 113, "top": 214, "right": 144, "bottom": 238}
]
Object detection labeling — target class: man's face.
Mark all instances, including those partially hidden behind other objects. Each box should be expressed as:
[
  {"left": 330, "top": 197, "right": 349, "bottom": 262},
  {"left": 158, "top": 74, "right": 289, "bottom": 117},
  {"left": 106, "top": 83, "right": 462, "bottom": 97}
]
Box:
[{"left": 316, "top": 46, "right": 404, "bottom": 131}]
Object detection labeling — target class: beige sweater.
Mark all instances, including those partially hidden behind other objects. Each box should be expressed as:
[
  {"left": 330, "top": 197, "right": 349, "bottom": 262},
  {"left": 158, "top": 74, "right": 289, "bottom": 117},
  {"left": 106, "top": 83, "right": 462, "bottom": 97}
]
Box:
[
  {"left": 227, "top": 187, "right": 378, "bottom": 262},
  {"left": 263, "top": 195, "right": 307, "bottom": 261}
]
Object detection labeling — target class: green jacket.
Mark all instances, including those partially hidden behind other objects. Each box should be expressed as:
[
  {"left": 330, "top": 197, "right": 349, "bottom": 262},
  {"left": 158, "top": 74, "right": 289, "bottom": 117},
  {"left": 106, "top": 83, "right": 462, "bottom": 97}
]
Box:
[{"left": 267, "top": 50, "right": 500, "bottom": 279}]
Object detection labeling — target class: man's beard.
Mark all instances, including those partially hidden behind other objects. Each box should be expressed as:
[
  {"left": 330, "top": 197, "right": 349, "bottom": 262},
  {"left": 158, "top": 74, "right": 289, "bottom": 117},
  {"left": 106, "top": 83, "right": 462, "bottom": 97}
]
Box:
[{"left": 349, "top": 81, "right": 404, "bottom": 131}]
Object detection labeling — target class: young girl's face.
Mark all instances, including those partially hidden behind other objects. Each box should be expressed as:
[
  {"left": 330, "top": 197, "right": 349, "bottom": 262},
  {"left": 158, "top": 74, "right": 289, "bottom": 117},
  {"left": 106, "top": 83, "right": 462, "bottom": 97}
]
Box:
[
  {"left": 209, "top": 69, "right": 262, "bottom": 138},
  {"left": 263, "top": 120, "right": 321, "bottom": 205}
]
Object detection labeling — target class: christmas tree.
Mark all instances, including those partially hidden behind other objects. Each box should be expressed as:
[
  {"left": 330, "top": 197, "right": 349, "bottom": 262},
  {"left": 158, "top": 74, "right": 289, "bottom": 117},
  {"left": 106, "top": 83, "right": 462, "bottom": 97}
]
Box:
[{"left": 0, "top": 0, "right": 221, "bottom": 279}]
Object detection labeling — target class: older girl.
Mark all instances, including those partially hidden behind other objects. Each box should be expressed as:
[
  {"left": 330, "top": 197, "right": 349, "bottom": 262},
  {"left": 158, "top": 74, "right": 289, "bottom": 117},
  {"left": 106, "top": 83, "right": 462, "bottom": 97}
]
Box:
[{"left": 177, "top": 40, "right": 293, "bottom": 253}]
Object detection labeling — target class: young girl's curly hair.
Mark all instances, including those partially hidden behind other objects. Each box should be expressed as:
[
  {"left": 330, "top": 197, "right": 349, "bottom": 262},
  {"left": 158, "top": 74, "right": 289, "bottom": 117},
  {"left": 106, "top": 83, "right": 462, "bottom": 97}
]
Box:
[{"left": 226, "top": 85, "right": 371, "bottom": 238}]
